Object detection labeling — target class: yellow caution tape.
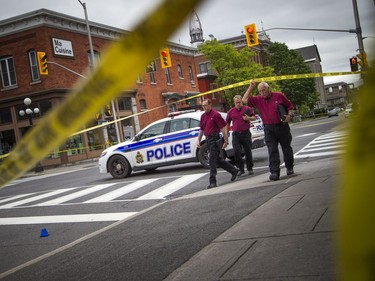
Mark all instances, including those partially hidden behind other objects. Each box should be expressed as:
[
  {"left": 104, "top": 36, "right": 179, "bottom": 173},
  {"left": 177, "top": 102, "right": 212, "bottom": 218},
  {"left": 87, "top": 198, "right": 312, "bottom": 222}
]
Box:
[
  {"left": 338, "top": 64, "right": 374, "bottom": 280},
  {"left": 72, "top": 70, "right": 365, "bottom": 136},
  {"left": 0, "top": 0, "right": 204, "bottom": 188}
]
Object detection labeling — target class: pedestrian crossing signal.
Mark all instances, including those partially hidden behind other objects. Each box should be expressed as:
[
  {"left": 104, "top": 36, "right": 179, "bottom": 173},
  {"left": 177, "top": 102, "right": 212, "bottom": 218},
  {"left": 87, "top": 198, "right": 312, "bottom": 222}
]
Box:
[
  {"left": 244, "top": 23, "right": 259, "bottom": 47},
  {"left": 37, "top": 51, "right": 48, "bottom": 75},
  {"left": 160, "top": 48, "right": 172, "bottom": 68}
]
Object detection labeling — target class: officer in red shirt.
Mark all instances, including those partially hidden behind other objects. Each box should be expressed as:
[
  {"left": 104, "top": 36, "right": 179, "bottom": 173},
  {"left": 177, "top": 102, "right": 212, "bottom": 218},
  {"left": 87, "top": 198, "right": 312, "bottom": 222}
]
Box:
[
  {"left": 197, "top": 99, "right": 239, "bottom": 189},
  {"left": 242, "top": 80, "right": 294, "bottom": 181},
  {"left": 226, "top": 95, "right": 256, "bottom": 176}
]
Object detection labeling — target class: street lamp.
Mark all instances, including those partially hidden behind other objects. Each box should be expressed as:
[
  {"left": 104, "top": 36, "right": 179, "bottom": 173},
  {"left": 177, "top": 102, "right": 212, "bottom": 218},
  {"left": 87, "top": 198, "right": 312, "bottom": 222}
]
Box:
[
  {"left": 18, "top": 98, "right": 44, "bottom": 173},
  {"left": 19, "top": 98, "right": 40, "bottom": 126}
]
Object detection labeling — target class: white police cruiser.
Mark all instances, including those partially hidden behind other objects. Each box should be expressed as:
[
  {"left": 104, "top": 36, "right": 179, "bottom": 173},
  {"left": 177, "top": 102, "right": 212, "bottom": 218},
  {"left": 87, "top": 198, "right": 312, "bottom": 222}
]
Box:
[{"left": 99, "top": 110, "right": 264, "bottom": 179}]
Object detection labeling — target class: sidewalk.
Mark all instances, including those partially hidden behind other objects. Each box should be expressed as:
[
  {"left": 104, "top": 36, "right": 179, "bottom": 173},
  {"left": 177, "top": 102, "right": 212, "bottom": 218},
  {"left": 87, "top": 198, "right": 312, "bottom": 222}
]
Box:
[
  {"left": 19, "top": 158, "right": 99, "bottom": 179},
  {"left": 165, "top": 157, "right": 342, "bottom": 280}
]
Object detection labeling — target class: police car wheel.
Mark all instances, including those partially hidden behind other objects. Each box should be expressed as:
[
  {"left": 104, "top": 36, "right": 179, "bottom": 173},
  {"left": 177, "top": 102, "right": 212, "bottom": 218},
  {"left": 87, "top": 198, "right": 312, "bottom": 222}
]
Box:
[
  {"left": 108, "top": 155, "right": 132, "bottom": 178},
  {"left": 198, "top": 143, "right": 210, "bottom": 169}
]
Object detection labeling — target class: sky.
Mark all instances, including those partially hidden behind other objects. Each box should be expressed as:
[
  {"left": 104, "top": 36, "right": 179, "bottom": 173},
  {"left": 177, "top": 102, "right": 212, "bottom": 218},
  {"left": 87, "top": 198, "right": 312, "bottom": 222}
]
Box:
[{"left": 1, "top": 0, "right": 374, "bottom": 86}]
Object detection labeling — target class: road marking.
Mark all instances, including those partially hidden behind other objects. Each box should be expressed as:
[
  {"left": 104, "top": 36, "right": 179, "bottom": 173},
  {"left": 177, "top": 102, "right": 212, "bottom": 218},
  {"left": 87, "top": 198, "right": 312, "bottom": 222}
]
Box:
[
  {"left": 136, "top": 173, "right": 207, "bottom": 200},
  {"left": 36, "top": 183, "right": 116, "bottom": 206},
  {"left": 0, "top": 193, "right": 35, "bottom": 204},
  {"left": 294, "top": 131, "right": 346, "bottom": 159},
  {"left": 0, "top": 212, "right": 138, "bottom": 225},
  {"left": 296, "top": 133, "right": 317, "bottom": 138},
  {"left": 0, "top": 188, "right": 75, "bottom": 209},
  {"left": 85, "top": 178, "right": 158, "bottom": 203}
]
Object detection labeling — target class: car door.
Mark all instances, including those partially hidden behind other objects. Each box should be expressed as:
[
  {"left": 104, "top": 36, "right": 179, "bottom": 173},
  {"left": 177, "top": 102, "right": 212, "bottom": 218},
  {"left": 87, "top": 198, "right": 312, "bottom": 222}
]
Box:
[
  {"left": 164, "top": 117, "right": 199, "bottom": 163},
  {"left": 130, "top": 121, "right": 167, "bottom": 168}
]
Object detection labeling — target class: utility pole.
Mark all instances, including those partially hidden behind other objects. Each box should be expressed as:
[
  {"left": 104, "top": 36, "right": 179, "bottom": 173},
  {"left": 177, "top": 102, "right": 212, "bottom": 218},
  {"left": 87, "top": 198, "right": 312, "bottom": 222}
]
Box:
[{"left": 352, "top": 0, "right": 366, "bottom": 70}]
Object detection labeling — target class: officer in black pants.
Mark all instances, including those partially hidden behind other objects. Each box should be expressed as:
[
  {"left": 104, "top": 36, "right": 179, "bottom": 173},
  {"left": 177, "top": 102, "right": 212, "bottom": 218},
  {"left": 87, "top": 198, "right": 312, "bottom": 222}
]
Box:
[
  {"left": 242, "top": 80, "right": 294, "bottom": 181},
  {"left": 197, "top": 99, "right": 239, "bottom": 189},
  {"left": 226, "top": 95, "right": 256, "bottom": 176}
]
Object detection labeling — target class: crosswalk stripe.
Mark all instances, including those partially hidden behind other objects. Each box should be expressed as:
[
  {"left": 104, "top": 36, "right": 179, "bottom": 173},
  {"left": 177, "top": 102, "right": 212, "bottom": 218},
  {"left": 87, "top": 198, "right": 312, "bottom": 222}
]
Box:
[
  {"left": 136, "top": 173, "right": 207, "bottom": 200},
  {"left": 36, "top": 183, "right": 116, "bottom": 206},
  {"left": 0, "top": 193, "right": 35, "bottom": 204},
  {"left": 0, "top": 212, "right": 138, "bottom": 225},
  {"left": 0, "top": 188, "right": 75, "bottom": 209},
  {"left": 84, "top": 179, "right": 158, "bottom": 203},
  {"left": 294, "top": 131, "right": 346, "bottom": 159},
  {"left": 301, "top": 144, "right": 344, "bottom": 152},
  {"left": 295, "top": 150, "right": 343, "bottom": 159}
]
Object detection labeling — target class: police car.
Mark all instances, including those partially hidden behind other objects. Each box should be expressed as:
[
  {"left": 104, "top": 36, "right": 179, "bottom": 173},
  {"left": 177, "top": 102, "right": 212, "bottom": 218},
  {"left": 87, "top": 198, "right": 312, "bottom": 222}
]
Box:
[{"left": 99, "top": 110, "right": 265, "bottom": 179}]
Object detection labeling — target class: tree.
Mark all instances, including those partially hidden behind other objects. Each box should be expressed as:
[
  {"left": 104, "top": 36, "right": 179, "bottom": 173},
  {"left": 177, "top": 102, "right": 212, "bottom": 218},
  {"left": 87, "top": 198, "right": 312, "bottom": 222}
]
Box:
[
  {"left": 264, "top": 42, "right": 319, "bottom": 110},
  {"left": 197, "top": 40, "right": 274, "bottom": 107}
]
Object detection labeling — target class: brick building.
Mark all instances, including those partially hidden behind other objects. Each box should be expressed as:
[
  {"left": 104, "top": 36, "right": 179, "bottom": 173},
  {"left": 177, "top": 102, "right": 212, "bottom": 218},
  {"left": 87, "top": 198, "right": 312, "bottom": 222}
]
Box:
[
  {"left": 0, "top": 9, "right": 204, "bottom": 166},
  {"left": 0, "top": 9, "right": 270, "bottom": 167}
]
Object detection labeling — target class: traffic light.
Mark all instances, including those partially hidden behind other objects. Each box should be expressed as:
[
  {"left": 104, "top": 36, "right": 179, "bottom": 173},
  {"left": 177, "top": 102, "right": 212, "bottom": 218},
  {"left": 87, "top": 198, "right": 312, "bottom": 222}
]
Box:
[
  {"left": 104, "top": 104, "right": 112, "bottom": 118},
  {"left": 37, "top": 51, "right": 48, "bottom": 75},
  {"left": 160, "top": 48, "right": 172, "bottom": 68},
  {"left": 357, "top": 52, "right": 368, "bottom": 69},
  {"left": 244, "top": 23, "right": 259, "bottom": 47},
  {"left": 350, "top": 56, "right": 358, "bottom": 72},
  {"left": 146, "top": 61, "right": 156, "bottom": 73}
]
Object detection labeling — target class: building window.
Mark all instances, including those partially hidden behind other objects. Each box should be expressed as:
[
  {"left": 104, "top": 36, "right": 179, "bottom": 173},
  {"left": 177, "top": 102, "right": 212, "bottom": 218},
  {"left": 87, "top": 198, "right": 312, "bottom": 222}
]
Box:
[
  {"left": 338, "top": 85, "right": 342, "bottom": 93},
  {"left": 136, "top": 74, "right": 143, "bottom": 84},
  {"left": 28, "top": 50, "right": 40, "bottom": 82},
  {"left": 199, "top": 62, "right": 211, "bottom": 74},
  {"left": 0, "top": 129, "right": 16, "bottom": 155},
  {"left": 177, "top": 64, "right": 183, "bottom": 79},
  {"left": 188, "top": 66, "right": 195, "bottom": 85},
  {"left": 39, "top": 100, "right": 52, "bottom": 116},
  {"left": 0, "top": 56, "right": 17, "bottom": 88},
  {"left": 87, "top": 51, "right": 100, "bottom": 68},
  {"left": 165, "top": 68, "right": 172, "bottom": 85},
  {"left": 0, "top": 107, "right": 12, "bottom": 124},
  {"left": 149, "top": 71, "right": 156, "bottom": 84},
  {"left": 140, "top": 99, "right": 147, "bottom": 111},
  {"left": 328, "top": 87, "right": 333, "bottom": 94},
  {"left": 118, "top": 97, "right": 132, "bottom": 111},
  {"left": 66, "top": 135, "right": 84, "bottom": 156}
]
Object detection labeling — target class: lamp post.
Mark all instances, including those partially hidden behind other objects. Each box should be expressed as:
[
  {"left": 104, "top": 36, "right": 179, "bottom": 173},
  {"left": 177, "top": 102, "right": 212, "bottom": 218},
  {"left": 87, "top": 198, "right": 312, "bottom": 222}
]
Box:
[
  {"left": 77, "top": 0, "right": 95, "bottom": 69},
  {"left": 77, "top": 1, "right": 120, "bottom": 144},
  {"left": 19, "top": 98, "right": 44, "bottom": 173}
]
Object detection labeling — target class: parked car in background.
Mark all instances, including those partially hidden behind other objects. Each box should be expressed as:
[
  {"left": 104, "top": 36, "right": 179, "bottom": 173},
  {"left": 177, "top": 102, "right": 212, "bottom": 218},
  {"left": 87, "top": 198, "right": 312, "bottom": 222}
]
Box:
[
  {"left": 327, "top": 107, "right": 340, "bottom": 117},
  {"left": 99, "top": 110, "right": 265, "bottom": 179},
  {"left": 344, "top": 103, "right": 353, "bottom": 118}
]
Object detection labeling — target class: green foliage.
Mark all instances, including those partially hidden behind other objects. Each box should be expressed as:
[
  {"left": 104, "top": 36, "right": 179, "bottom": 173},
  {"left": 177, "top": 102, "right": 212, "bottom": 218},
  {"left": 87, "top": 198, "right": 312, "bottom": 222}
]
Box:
[
  {"left": 197, "top": 40, "right": 274, "bottom": 106},
  {"left": 264, "top": 42, "right": 319, "bottom": 110}
]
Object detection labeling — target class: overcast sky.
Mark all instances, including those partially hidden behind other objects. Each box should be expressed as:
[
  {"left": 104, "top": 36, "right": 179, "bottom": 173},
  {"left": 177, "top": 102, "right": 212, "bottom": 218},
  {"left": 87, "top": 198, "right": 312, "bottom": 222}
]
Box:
[{"left": 1, "top": 0, "right": 374, "bottom": 86}]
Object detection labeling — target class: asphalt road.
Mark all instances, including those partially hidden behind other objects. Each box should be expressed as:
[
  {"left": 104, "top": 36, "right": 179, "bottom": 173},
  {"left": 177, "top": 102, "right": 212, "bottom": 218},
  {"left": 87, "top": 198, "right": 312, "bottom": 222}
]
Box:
[{"left": 0, "top": 116, "right": 347, "bottom": 280}]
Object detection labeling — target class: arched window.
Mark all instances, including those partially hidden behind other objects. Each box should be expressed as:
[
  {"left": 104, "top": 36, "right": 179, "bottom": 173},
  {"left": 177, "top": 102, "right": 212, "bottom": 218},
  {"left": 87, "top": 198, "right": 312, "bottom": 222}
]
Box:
[
  {"left": 165, "top": 68, "right": 172, "bottom": 85},
  {"left": 177, "top": 64, "right": 183, "bottom": 79},
  {"left": 188, "top": 66, "right": 195, "bottom": 85},
  {"left": 140, "top": 99, "right": 147, "bottom": 111}
]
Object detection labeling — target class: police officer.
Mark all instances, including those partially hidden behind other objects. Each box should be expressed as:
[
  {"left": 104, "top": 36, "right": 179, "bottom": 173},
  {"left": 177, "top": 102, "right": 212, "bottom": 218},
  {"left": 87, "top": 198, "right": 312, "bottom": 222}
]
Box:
[
  {"left": 226, "top": 95, "right": 256, "bottom": 176},
  {"left": 242, "top": 81, "right": 294, "bottom": 181},
  {"left": 197, "top": 99, "right": 239, "bottom": 189}
]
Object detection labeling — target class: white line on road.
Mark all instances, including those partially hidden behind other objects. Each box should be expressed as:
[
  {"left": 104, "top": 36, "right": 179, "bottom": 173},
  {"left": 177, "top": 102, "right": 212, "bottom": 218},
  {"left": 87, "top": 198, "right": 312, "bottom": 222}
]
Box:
[
  {"left": 0, "top": 188, "right": 76, "bottom": 209},
  {"left": 85, "top": 179, "right": 158, "bottom": 203},
  {"left": 36, "top": 183, "right": 116, "bottom": 206},
  {"left": 0, "top": 212, "right": 138, "bottom": 225},
  {"left": 136, "top": 173, "right": 207, "bottom": 200}
]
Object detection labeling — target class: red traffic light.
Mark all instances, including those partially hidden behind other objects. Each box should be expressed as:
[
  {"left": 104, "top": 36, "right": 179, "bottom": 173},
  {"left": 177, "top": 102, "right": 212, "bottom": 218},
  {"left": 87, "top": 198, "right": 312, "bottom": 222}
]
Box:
[
  {"left": 161, "top": 51, "right": 167, "bottom": 57},
  {"left": 246, "top": 26, "right": 254, "bottom": 33}
]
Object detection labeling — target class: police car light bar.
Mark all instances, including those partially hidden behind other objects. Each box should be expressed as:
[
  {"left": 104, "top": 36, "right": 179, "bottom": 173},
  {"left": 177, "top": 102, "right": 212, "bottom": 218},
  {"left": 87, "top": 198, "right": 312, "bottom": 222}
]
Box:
[{"left": 168, "top": 109, "right": 196, "bottom": 118}]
